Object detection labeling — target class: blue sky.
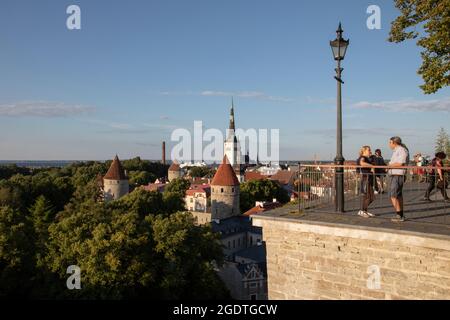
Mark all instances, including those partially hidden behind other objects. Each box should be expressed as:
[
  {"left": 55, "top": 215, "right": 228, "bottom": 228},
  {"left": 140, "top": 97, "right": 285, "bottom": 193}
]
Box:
[{"left": 0, "top": 0, "right": 448, "bottom": 161}]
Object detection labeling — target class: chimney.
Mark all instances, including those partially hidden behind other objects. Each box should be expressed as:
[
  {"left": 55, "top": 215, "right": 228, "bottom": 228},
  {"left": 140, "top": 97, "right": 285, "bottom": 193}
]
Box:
[{"left": 162, "top": 141, "right": 166, "bottom": 166}]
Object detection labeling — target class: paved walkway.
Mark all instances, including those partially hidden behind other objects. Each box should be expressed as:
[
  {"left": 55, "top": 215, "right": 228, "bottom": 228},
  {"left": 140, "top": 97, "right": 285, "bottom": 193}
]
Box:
[{"left": 259, "top": 183, "right": 450, "bottom": 237}]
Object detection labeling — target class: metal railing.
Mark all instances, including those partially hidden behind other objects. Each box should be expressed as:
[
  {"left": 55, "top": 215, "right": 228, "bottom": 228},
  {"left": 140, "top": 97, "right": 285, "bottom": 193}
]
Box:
[{"left": 296, "top": 164, "right": 449, "bottom": 223}]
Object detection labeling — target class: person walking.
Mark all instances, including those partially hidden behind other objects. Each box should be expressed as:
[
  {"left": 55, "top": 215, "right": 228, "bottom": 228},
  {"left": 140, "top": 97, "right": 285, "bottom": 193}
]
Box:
[
  {"left": 387, "top": 136, "right": 410, "bottom": 222},
  {"left": 357, "top": 146, "right": 375, "bottom": 218},
  {"left": 423, "top": 152, "right": 449, "bottom": 202}
]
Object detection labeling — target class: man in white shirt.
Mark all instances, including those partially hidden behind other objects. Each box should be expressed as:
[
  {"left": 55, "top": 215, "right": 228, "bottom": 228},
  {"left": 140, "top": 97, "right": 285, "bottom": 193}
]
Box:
[{"left": 388, "top": 136, "right": 409, "bottom": 222}]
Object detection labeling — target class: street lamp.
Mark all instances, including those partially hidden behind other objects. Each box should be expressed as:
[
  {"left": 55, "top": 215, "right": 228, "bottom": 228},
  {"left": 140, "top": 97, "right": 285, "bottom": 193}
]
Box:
[{"left": 330, "top": 22, "right": 349, "bottom": 213}]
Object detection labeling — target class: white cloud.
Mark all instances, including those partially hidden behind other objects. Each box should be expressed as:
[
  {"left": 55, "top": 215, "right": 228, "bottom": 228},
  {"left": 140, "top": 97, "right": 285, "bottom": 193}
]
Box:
[
  {"left": 200, "top": 90, "right": 294, "bottom": 102},
  {"left": 159, "top": 90, "right": 294, "bottom": 103},
  {"left": 352, "top": 97, "right": 450, "bottom": 112},
  {"left": 109, "top": 123, "right": 132, "bottom": 130},
  {"left": 0, "top": 101, "right": 95, "bottom": 117},
  {"left": 304, "top": 128, "right": 425, "bottom": 138}
]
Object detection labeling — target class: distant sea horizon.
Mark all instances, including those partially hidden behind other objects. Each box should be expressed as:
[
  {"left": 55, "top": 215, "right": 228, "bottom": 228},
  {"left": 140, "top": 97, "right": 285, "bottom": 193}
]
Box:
[{"left": 0, "top": 159, "right": 329, "bottom": 168}]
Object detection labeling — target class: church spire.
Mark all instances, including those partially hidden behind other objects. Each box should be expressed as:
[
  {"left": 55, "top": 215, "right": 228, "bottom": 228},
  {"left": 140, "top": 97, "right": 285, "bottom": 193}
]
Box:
[{"left": 229, "top": 97, "right": 235, "bottom": 131}]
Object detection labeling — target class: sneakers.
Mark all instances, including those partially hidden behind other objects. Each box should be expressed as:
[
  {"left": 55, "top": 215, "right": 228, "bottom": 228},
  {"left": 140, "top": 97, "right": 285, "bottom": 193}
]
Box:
[
  {"left": 358, "top": 210, "right": 371, "bottom": 218},
  {"left": 391, "top": 215, "right": 405, "bottom": 222},
  {"left": 365, "top": 211, "right": 375, "bottom": 217}
]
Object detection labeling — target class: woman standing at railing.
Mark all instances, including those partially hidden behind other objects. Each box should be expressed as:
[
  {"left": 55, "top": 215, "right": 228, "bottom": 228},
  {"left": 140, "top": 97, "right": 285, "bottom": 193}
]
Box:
[
  {"left": 357, "top": 146, "right": 375, "bottom": 218},
  {"left": 423, "top": 152, "right": 449, "bottom": 202}
]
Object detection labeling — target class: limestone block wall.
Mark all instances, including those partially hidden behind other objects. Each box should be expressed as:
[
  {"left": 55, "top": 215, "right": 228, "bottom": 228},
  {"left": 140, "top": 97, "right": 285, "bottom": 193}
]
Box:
[
  {"left": 211, "top": 185, "right": 240, "bottom": 220},
  {"left": 191, "top": 211, "right": 211, "bottom": 225},
  {"left": 252, "top": 216, "right": 450, "bottom": 300},
  {"left": 168, "top": 170, "right": 181, "bottom": 182},
  {"left": 103, "top": 179, "right": 129, "bottom": 201}
]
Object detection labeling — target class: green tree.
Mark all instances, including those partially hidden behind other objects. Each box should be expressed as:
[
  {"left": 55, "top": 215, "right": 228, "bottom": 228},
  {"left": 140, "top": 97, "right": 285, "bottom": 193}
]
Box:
[
  {"left": 435, "top": 127, "right": 450, "bottom": 154},
  {"left": 43, "top": 200, "right": 228, "bottom": 299},
  {"left": 189, "top": 166, "right": 215, "bottom": 178},
  {"left": 115, "top": 188, "right": 165, "bottom": 217},
  {"left": 0, "top": 206, "right": 34, "bottom": 297},
  {"left": 0, "top": 164, "right": 30, "bottom": 180},
  {"left": 128, "top": 170, "right": 155, "bottom": 187},
  {"left": 240, "top": 179, "right": 290, "bottom": 212},
  {"left": 150, "top": 212, "right": 229, "bottom": 299},
  {"left": 29, "top": 196, "right": 55, "bottom": 253},
  {"left": 121, "top": 157, "right": 168, "bottom": 179},
  {"left": 165, "top": 178, "right": 191, "bottom": 195},
  {"left": 44, "top": 203, "right": 155, "bottom": 299},
  {"left": 162, "top": 191, "right": 186, "bottom": 213},
  {"left": 388, "top": 0, "right": 450, "bottom": 94}
]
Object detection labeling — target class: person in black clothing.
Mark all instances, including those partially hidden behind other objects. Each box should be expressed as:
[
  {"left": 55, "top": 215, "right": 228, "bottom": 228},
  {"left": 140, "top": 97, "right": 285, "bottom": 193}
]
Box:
[
  {"left": 357, "top": 146, "right": 375, "bottom": 218},
  {"left": 423, "top": 152, "right": 449, "bottom": 202},
  {"left": 371, "top": 149, "right": 386, "bottom": 194}
]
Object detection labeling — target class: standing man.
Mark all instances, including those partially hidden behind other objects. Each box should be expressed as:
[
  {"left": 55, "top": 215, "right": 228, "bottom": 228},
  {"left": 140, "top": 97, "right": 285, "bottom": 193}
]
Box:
[
  {"left": 372, "top": 149, "right": 386, "bottom": 194},
  {"left": 388, "top": 137, "right": 410, "bottom": 222}
]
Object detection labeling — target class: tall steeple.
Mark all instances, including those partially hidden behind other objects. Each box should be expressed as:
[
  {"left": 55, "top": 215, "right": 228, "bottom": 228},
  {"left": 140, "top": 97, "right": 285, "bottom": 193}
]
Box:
[
  {"left": 224, "top": 98, "right": 242, "bottom": 181},
  {"left": 229, "top": 97, "right": 235, "bottom": 131}
]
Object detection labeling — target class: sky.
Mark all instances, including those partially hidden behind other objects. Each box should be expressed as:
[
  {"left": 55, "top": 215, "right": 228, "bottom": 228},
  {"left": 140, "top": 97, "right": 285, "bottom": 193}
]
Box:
[{"left": 0, "top": 0, "right": 449, "bottom": 161}]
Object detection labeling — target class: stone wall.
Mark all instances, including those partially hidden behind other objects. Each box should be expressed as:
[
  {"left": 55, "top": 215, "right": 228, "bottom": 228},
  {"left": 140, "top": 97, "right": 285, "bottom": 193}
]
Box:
[
  {"left": 211, "top": 185, "right": 240, "bottom": 220},
  {"left": 103, "top": 179, "right": 129, "bottom": 201},
  {"left": 168, "top": 170, "right": 180, "bottom": 182},
  {"left": 191, "top": 211, "right": 211, "bottom": 225},
  {"left": 252, "top": 216, "right": 450, "bottom": 300}
]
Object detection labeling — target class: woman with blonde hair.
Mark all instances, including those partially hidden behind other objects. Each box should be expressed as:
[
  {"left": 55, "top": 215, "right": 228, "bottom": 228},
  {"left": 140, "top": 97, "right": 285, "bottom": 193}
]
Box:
[{"left": 357, "top": 146, "right": 375, "bottom": 218}]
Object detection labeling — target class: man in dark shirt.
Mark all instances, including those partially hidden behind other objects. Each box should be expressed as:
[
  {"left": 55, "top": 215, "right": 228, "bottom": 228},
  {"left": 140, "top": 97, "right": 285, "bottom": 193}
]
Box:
[{"left": 371, "top": 149, "right": 386, "bottom": 194}]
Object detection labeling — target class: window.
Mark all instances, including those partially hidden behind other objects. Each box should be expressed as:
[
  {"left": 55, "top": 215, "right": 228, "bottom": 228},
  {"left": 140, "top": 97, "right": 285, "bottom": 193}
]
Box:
[
  {"left": 238, "top": 238, "right": 240, "bottom": 246},
  {"left": 233, "top": 240, "right": 235, "bottom": 248},
  {"left": 228, "top": 241, "right": 231, "bottom": 249},
  {"left": 249, "top": 282, "right": 257, "bottom": 288},
  {"left": 221, "top": 188, "right": 224, "bottom": 193},
  {"left": 190, "top": 198, "right": 193, "bottom": 203},
  {"left": 250, "top": 236, "right": 253, "bottom": 245},
  {"left": 232, "top": 187, "right": 234, "bottom": 192}
]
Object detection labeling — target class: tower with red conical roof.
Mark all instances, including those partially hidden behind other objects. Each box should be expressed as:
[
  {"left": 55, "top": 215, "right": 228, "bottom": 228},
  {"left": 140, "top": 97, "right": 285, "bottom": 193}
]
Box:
[
  {"left": 211, "top": 155, "right": 240, "bottom": 220},
  {"left": 168, "top": 159, "right": 182, "bottom": 182},
  {"left": 103, "top": 155, "right": 129, "bottom": 201}
]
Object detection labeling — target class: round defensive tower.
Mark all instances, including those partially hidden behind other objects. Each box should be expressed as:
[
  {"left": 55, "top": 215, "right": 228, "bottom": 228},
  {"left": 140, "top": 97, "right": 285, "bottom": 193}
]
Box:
[
  {"left": 103, "top": 155, "right": 129, "bottom": 201},
  {"left": 168, "top": 160, "right": 182, "bottom": 182},
  {"left": 211, "top": 155, "right": 240, "bottom": 221}
]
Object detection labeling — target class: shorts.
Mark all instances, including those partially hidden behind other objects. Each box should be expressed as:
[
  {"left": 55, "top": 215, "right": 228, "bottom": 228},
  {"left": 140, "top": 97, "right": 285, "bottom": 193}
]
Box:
[
  {"left": 359, "top": 175, "right": 374, "bottom": 194},
  {"left": 389, "top": 175, "right": 405, "bottom": 198}
]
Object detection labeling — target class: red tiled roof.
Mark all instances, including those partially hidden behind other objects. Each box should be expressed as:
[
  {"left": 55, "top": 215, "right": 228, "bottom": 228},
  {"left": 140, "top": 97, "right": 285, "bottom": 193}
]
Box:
[
  {"left": 244, "top": 171, "right": 266, "bottom": 181},
  {"left": 211, "top": 155, "right": 240, "bottom": 186},
  {"left": 168, "top": 160, "right": 180, "bottom": 171},
  {"left": 269, "top": 170, "right": 296, "bottom": 185},
  {"left": 104, "top": 155, "right": 127, "bottom": 180},
  {"left": 186, "top": 184, "right": 211, "bottom": 197},
  {"left": 141, "top": 183, "right": 166, "bottom": 193},
  {"left": 189, "top": 177, "right": 212, "bottom": 184},
  {"left": 243, "top": 201, "right": 283, "bottom": 216}
]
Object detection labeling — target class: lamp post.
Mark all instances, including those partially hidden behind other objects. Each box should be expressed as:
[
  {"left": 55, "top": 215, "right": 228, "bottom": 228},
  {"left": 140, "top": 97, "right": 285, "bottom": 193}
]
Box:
[{"left": 330, "top": 23, "right": 349, "bottom": 213}]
